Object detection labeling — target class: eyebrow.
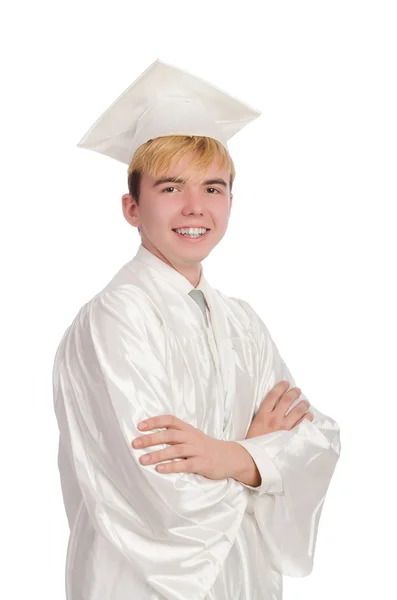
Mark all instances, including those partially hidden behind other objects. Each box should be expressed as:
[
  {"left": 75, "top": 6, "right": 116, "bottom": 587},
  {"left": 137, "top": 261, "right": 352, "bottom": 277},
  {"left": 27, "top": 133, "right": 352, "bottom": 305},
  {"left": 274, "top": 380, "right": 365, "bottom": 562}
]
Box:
[
  {"left": 203, "top": 179, "right": 228, "bottom": 188},
  {"left": 153, "top": 177, "right": 228, "bottom": 188},
  {"left": 153, "top": 177, "right": 186, "bottom": 187}
]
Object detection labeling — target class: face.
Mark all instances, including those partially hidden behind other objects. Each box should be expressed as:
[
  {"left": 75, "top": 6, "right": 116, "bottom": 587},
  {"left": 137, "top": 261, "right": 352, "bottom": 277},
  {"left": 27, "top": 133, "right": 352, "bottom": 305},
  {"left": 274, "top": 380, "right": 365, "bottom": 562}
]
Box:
[{"left": 122, "top": 152, "right": 233, "bottom": 285}]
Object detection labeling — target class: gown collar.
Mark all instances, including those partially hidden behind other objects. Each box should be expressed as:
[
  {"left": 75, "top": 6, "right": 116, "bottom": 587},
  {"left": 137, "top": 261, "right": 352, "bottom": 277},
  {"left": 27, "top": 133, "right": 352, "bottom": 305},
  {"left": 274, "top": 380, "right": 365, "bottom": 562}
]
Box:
[{"left": 134, "top": 243, "right": 208, "bottom": 295}]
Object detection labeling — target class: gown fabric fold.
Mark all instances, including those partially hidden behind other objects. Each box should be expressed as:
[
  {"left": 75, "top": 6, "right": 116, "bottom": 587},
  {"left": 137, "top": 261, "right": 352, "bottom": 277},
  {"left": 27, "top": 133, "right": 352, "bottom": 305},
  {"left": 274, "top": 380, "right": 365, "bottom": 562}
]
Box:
[{"left": 52, "top": 244, "right": 340, "bottom": 600}]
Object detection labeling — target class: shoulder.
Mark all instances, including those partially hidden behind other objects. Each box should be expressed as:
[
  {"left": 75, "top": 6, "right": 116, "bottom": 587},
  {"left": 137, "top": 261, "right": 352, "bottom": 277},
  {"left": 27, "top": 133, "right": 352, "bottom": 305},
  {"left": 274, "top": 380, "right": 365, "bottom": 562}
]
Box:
[
  {"left": 89, "top": 285, "right": 166, "bottom": 344},
  {"left": 56, "top": 285, "right": 161, "bottom": 355}
]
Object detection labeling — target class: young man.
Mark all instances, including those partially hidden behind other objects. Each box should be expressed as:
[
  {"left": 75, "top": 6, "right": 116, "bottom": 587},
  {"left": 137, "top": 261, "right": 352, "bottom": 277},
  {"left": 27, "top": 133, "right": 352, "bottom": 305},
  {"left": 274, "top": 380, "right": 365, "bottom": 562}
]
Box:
[{"left": 52, "top": 60, "right": 340, "bottom": 600}]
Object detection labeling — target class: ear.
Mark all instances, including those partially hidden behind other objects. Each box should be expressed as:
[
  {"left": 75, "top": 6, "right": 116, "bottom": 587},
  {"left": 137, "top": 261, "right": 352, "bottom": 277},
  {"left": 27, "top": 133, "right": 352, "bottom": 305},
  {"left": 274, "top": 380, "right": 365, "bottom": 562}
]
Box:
[{"left": 121, "top": 193, "right": 140, "bottom": 228}]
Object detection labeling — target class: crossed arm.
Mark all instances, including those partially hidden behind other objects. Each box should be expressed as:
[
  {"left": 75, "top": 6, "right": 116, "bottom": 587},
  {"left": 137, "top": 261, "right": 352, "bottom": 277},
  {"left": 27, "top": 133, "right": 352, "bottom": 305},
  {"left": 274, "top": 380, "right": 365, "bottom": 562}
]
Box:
[{"left": 129, "top": 380, "right": 313, "bottom": 488}]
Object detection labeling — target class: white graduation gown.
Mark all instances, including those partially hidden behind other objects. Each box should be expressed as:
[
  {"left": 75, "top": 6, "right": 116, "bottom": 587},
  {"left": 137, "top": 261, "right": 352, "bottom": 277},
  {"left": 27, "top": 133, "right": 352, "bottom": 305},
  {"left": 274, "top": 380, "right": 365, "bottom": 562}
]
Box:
[{"left": 52, "top": 244, "right": 340, "bottom": 600}]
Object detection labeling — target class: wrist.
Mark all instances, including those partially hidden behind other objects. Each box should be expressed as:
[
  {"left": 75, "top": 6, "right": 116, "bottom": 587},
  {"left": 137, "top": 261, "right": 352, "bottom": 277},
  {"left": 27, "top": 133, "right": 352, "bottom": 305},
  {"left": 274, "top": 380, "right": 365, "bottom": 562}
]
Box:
[{"left": 228, "top": 442, "right": 262, "bottom": 487}]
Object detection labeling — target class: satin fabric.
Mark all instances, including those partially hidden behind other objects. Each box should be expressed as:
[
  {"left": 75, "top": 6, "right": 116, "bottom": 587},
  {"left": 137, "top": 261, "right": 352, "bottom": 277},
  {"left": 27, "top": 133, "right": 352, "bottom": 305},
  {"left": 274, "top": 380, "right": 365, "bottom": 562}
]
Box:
[{"left": 52, "top": 244, "right": 340, "bottom": 600}]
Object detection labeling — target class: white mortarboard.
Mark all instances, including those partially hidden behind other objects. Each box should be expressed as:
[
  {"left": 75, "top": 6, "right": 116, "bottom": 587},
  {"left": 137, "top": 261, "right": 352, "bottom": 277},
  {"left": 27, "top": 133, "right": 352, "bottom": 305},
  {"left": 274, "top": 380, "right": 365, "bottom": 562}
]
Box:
[{"left": 77, "top": 59, "right": 261, "bottom": 166}]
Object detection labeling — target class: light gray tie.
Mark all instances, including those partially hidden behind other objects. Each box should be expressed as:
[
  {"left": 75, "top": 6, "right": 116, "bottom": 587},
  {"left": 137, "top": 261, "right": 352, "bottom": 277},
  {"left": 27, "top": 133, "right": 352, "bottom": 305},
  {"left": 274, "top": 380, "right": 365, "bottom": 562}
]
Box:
[{"left": 189, "top": 289, "right": 209, "bottom": 326}]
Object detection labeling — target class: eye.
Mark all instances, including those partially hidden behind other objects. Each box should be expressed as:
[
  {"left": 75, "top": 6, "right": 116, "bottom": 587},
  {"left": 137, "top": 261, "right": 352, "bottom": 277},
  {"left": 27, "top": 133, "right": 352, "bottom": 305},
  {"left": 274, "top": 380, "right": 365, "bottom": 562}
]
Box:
[
  {"left": 206, "top": 187, "right": 220, "bottom": 194},
  {"left": 162, "top": 186, "right": 178, "bottom": 193}
]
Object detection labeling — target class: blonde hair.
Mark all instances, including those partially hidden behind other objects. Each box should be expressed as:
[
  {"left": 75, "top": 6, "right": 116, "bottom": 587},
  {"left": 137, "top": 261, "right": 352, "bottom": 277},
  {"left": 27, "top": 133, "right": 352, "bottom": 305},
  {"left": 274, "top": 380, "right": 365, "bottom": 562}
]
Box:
[{"left": 127, "top": 135, "right": 235, "bottom": 203}]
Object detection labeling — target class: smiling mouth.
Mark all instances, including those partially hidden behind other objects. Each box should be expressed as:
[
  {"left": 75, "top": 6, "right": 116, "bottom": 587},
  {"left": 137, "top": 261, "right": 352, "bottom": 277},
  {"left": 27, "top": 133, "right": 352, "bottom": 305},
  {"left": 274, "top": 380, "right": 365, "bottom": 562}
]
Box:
[{"left": 172, "top": 229, "right": 211, "bottom": 240}]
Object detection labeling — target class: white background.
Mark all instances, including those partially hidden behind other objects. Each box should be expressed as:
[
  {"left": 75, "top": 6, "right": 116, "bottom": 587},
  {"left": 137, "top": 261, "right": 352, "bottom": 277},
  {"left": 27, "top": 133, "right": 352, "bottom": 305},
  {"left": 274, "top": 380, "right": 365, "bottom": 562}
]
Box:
[{"left": 1, "top": 1, "right": 396, "bottom": 598}]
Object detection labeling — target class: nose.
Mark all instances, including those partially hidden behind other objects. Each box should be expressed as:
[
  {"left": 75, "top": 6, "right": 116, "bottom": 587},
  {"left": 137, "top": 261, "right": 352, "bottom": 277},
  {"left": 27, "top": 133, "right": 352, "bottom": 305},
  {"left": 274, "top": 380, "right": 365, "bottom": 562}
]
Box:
[{"left": 181, "top": 188, "right": 205, "bottom": 216}]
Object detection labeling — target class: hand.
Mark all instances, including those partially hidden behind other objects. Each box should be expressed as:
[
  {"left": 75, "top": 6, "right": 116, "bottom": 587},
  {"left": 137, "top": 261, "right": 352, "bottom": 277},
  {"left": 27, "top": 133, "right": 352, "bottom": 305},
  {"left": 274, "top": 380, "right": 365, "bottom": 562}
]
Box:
[
  {"left": 245, "top": 380, "right": 313, "bottom": 439},
  {"left": 131, "top": 414, "right": 244, "bottom": 481}
]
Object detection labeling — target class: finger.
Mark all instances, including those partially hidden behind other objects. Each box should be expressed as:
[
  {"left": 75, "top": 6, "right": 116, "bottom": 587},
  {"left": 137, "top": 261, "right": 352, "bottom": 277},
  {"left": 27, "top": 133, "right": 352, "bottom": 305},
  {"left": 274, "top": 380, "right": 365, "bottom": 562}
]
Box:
[
  {"left": 132, "top": 429, "right": 184, "bottom": 449},
  {"left": 155, "top": 458, "right": 197, "bottom": 474},
  {"left": 275, "top": 386, "right": 302, "bottom": 414},
  {"left": 260, "top": 380, "right": 290, "bottom": 413},
  {"left": 138, "top": 414, "right": 189, "bottom": 432},
  {"left": 283, "top": 400, "right": 310, "bottom": 429},
  {"left": 294, "top": 411, "right": 313, "bottom": 428},
  {"left": 139, "top": 443, "right": 191, "bottom": 466}
]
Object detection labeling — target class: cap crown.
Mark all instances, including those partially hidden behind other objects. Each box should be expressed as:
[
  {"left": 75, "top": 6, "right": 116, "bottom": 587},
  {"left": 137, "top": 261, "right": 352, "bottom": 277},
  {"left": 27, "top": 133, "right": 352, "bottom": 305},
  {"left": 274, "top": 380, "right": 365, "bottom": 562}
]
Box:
[{"left": 77, "top": 59, "right": 261, "bottom": 165}]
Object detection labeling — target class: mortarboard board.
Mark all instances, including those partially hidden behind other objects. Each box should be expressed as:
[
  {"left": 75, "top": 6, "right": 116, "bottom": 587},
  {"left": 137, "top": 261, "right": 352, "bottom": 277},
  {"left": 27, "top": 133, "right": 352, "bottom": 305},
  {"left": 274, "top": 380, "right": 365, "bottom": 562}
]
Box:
[{"left": 77, "top": 59, "right": 261, "bottom": 166}]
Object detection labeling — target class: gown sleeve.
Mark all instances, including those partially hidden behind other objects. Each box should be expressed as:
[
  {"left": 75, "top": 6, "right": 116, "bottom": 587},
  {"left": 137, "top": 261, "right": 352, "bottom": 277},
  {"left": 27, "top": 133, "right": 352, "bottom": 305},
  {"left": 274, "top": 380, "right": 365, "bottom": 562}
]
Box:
[
  {"left": 232, "top": 299, "right": 341, "bottom": 577},
  {"left": 52, "top": 286, "right": 249, "bottom": 600}
]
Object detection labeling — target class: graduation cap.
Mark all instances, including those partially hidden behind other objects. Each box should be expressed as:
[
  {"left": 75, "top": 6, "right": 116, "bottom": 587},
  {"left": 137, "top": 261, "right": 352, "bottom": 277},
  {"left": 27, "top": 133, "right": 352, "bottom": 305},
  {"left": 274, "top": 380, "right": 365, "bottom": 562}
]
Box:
[{"left": 77, "top": 59, "right": 261, "bottom": 166}]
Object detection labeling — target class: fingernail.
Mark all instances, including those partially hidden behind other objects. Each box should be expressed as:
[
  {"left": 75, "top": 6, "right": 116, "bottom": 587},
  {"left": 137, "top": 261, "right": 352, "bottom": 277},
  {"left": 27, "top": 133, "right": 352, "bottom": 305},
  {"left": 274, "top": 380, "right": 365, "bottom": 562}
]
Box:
[{"left": 138, "top": 422, "right": 148, "bottom": 430}]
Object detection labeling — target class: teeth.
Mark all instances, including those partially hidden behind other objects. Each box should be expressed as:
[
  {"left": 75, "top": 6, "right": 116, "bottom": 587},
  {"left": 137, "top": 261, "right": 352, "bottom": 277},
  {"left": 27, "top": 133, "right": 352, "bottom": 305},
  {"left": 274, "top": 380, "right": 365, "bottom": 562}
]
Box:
[
  {"left": 174, "top": 227, "right": 208, "bottom": 236},
  {"left": 175, "top": 228, "right": 207, "bottom": 234}
]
